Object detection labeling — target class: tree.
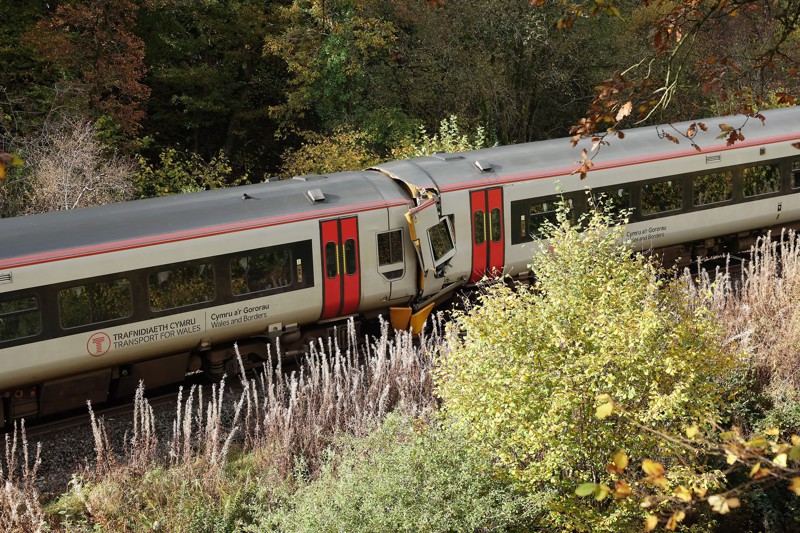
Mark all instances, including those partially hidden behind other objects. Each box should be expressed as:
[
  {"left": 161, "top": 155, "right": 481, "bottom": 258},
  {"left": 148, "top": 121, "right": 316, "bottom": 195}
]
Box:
[
  {"left": 135, "top": 148, "right": 244, "bottom": 199},
  {"left": 7, "top": 115, "right": 135, "bottom": 215},
  {"left": 279, "top": 128, "right": 381, "bottom": 178},
  {"left": 137, "top": 0, "right": 284, "bottom": 176},
  {"left": 436, "top": 204, "right": 735, "bottom": 532},
  {"left": 390, "top": 115, "right": 490, "bottom": 159},
  {"left": 25, "top": 0, "right": 150, "bottom": 134},
  {"left": 542, "top": 1, "right": 800, "bottom": 152},
  {"left": 265, "top": 0, "right": 400, "bottom": 137}
]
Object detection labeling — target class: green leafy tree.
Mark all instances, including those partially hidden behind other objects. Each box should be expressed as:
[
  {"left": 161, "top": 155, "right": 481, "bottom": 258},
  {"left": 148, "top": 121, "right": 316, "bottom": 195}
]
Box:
[
  {"left": 138, "top": 0, "right": 283, "bottom": 175},
  {"left": 391, "top": 115, "right": 490, "bottom": 159},
  {"left": 135, "top": 148, "right": 245, "bottom": 198},
  {"left": 436, "top": 203, "right": 736, "bottom": 532},
  {"left": 279, "top": 128, "right": 381, "bottom": 178},
  {"left": 265, "top": 0, "right": 402, "bottom": 138}
]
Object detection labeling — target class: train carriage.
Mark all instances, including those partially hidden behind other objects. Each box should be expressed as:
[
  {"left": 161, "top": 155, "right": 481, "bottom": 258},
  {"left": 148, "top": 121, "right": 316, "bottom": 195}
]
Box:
[{"left": 2, "top": 106, "right": 800, "bottom": 425}]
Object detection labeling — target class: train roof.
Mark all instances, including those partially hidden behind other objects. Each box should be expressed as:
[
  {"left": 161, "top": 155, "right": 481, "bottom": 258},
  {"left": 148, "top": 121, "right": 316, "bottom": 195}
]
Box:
[
  {"left": 372, "top": 106, "right": 800, "bottom": 192},
  {"left": 0, "top": 170, "right": 410, "bottom": 267},
  {"left": 4, "top": 106, "right": 800, "bottom": 268}
]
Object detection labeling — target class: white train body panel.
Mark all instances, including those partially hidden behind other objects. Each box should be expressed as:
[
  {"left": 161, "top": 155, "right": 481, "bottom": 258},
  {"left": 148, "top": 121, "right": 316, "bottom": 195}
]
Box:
[{"left": 3, "top": 107, "right": 800, "bottom": 422}]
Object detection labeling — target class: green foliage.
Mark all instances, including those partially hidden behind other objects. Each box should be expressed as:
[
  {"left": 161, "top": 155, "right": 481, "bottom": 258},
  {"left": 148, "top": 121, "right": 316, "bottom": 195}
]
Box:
[
  {"left": 49, "top": 461, "right": 275, "bottom": 533},
  {"left": 266, "top": 413, "right": 533, "bottom": 533},
  {"left": 279, "top": 127, "right": 381, "bottom": 177},
  {"left": 392, "top": 115, "right": 490, "bottom": 159},
  {"left": 135, "top": 148, "right": 245, "bottom": 198},
  {"left": 138, "top": 0, "right": 281, "bottom": 175},
  {"left": 436, "top": 202, "right": 736, "bottom": 532},
  {"left": 265, "top": 0, "right": 398, "bottom": 136}
]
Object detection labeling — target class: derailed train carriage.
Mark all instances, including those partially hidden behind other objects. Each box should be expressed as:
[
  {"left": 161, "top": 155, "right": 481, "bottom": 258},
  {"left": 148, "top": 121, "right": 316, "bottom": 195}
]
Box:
[{"left": 2, "top": 107, "right": 800, "bottom": 425}]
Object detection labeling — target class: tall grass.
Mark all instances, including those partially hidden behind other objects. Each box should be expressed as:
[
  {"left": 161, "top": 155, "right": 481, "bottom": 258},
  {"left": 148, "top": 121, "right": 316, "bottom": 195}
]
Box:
[
  {"left": 683, "top": 231, "right": 800, "bottom": 385},
  {"left": 236, "top": 317, "right": 441, "bottom": 476},
  {"left": 0, "top": 422, "right": 45, "bottom": 532},
  {"left": 81, "top": 316, "right": 441, "bottom": 481},
  {"left": 42, "top": 318, "right": 443, "bottom": 530}
]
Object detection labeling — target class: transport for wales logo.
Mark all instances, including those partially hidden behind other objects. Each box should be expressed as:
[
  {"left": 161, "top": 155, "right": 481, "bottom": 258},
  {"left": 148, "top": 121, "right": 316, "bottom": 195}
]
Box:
[{"left": 87, "top": 332, "right": 111, "bottom": 356}]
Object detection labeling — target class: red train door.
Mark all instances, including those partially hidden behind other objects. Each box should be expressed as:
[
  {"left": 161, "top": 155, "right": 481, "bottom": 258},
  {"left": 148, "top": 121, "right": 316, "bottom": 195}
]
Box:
[
  {"left": 320, "top": 216, "right": 361, "bottom": 320},
  {"left": 469, "top": 187, "right": 504, "bottom": 283}
]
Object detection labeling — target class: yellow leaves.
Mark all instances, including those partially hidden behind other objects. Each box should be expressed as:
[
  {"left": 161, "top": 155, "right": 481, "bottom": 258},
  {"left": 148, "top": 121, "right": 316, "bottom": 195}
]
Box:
[
  {"left": 725, "top": 449, "right": 738, "bottom": 465},
  {"left": 685, "top": 424, "right": 700, "bottom": 439},
  {"left": 708, "top": 494, "right": 740, "bottom": 514},
  {"left": 642, "top": 459, "right": 668, "bottom": 489},
  {"left": 642, "top": 459, "right": 665, "bottom": 477},
  {"left": 774, "top": 453, "right": 788, "bottom": 468},
  {"left": 790, "top": 444, "right": 800, "bottom": 461},
  {"left": 644, "top": 514, "right": 659, "bottom": 532},
  {"left": 613, "top": 480, "right": 632, "bottom": 499},
  {"left": 595, "top": 394, "right": 614, "bottom": 419},
  {"left": 595, "top": 402, "right": 614, "bottom": 419},
  {"left": 606, "top": 450, "right": 628, "bottom": 475},
  {"left": 749, "top": 462, "right": 771, "bottom": 480},
  {"left": 574, "top": 482, "right": 611, "bottom": 501},
  {"left": 790, "top": 477, "right": 800, "bottom": 496},
  {"left": 674, "top": 485, "right": 692, "bottom": 503},
  {"left": 745, "top": 435, "right": 769, "bottom": 449},
  {"left": 665, "top": 510, "right": 686, "bottom": 530},
  {"left": 0, "top": 152, "right": 24, "bottom": 181}
]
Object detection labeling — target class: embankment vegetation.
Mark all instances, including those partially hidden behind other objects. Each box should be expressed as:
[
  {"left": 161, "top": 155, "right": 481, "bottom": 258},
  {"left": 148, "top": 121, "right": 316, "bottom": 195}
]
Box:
[{"left": 5, "top": 204, "right": 800, "bottom": 531}]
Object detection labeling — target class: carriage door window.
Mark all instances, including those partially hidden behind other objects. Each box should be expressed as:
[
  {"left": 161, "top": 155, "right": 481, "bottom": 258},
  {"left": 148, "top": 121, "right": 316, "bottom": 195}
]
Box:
[
  {"left": 320, "top": 217, "right": 361, "bottom": 319},
  {"left": 469, "top": 187, "right": 504, "bottom": 283},
  {"left": 377, "top": 229, "right": 404, "bottom": 281}
]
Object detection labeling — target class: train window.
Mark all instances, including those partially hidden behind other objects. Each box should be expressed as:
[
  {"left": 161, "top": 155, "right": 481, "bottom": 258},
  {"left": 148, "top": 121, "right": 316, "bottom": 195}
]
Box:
[
  {"left": 793, "top": 161, "right": 800, "bottom": 189},
  {"left": 377, "top": 230, "right": 404, "bottom": 281},
  {"left": 344, "top": 239, "right": 357, "bottom": 276},
  {"left": 148, "top": 263, "right": 215, "bottom": 312},
  {"left": 231, "top": 249, "right": 292, "bottom": 295},
  {"left": 473, "top": 211, "right": 485, "bottom": 245},
  {"left": 693, "top": 171, "right": 733, "bottom": 206},
  {"left": 428, "top": 217, "right": 456, "bottom": 263},
  {"left": 325, "top": 242, "right": 338, "bottom": 278},
  {"left": 377, "top": 230, "right": 403, "bottom": 266},
  {"left": 594, "top": 188, "right": 631, "bottom": 222},
  {"left": 0, "top": 295, "right": 41, "bottom": 342},
  {"left": 528, "top": 200, "right": 558, "bottom": 238},
  {"left": 490, "top": 208, "right": 501, "bottom": 242},
  {"left": 641, "top": 179, "right": 683, "bottom": 215},
  {"left": 59, "top": 279, "right": 133, "bottom": 329},
  {"left": 743, "top": 164, "right": 781, "bottom": 197}
]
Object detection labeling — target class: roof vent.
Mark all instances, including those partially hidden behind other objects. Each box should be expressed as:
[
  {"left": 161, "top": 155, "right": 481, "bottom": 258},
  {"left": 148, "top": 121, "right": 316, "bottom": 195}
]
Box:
[
  {"left": 474, "top": 160, "right": 492, "bottom": 172},
  {"left": 0, "top": 272, "right": 11, "bottom": 284},
  {"left": 706, "top": 154, "right": 722, "bottom": 164},
  {"left": 433, "top": 153, "right": 465, "bottom": 162},
  {"left": 293, "top": 174, "right": 327, "bottom": 182},
  {"left": 306, "top": 188, "right": 326, "bottom": 203}
]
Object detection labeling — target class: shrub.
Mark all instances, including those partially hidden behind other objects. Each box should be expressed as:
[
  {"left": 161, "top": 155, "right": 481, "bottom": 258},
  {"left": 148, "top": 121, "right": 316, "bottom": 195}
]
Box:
[
  {"left": 266, "top": 412, "right": 533, "bottom": 533},
  {"left": 10, "top": 115, "right": 134, "bottom": 215},
  {"left": 135, "top": 148, "right": 244, "bottom": 198},
  {"left": 436, "top": 204, "right": 736, "bottom": 532}
]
